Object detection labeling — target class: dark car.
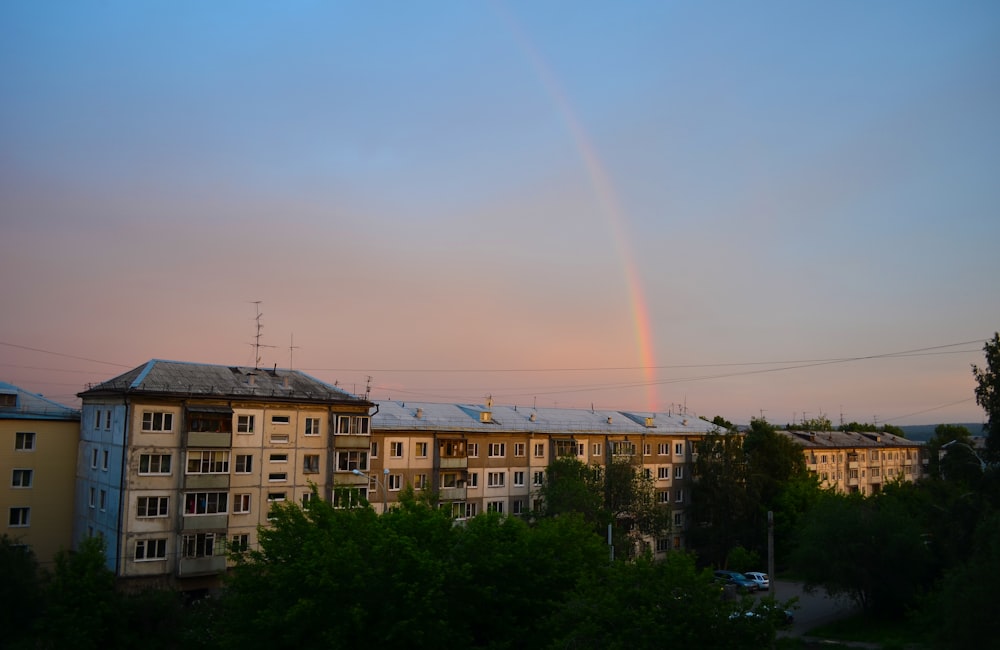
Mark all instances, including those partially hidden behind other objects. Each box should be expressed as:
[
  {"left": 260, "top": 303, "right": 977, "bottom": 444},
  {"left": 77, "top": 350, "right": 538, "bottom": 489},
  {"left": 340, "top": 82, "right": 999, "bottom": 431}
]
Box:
[{"left": 714, "top": 570, "right": 759, "bottom": 593}]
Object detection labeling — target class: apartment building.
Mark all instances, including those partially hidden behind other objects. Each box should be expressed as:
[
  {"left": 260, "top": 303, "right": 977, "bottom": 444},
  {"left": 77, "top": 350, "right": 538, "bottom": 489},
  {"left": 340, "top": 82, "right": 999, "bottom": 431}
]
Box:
[
  {"left": 75, "top": 360, "right": 372, "bottom": 589},
  {"left": 370, "top": 400, "right": 718, "bottom": 554},
  {"left": 1, "top": 382, "right": 80, "bottom": 564},
  {"left": 780, "top": 429, "right": 926, "bottom": 495}
]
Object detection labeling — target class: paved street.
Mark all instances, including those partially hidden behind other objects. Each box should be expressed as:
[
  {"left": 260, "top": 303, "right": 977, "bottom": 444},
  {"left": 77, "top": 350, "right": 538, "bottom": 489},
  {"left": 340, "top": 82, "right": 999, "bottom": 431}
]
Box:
[{"left": 759, "top": 579, "right": 859, "bottom": 637}]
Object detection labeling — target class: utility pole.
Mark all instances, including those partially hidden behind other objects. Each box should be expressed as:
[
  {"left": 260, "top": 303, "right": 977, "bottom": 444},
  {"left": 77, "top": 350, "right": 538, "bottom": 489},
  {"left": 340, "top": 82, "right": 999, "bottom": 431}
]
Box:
[{"left": 768, "top": 510, "right": 775, "bottom": 600}]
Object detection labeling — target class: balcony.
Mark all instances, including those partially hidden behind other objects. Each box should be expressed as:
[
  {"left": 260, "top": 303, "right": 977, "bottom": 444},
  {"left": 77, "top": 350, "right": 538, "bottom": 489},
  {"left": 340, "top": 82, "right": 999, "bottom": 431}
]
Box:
[
  {"left": 335, "top": 435, "right": 370, "bottom": 450},
  {"left": 439, "top": 456, "right": 468, "bottom": 469},
  {"left": 177, "top": 555, "right": 226, "bottom": 577},
  {"left": 848, "top": 462, "right": 859, "bottom": 469},
  {"left": 187, "top": 431, "right": 232, "bottom": 448},
  {"left": 182, "top": 514, "right": 228, "bottom": 531},
  {"left": 439, "top": 487, "right": 467, "bottom": 501},
  {"left": 183, "top": 474, "right": 230, "bottom": 490}
]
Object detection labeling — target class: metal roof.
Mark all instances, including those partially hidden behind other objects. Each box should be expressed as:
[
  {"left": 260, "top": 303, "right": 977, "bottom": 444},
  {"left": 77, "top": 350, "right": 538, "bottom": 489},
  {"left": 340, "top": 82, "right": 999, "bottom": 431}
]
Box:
[
  {"left": 0, "top": 381, "right": 80, "bottom": 420},
  {"left": 780, "top": 429, "right": 923, "bottom": 449},
  {"left": 373, "top": 400, "right": 720, "bottom": 436},
  {"left": 78, "top": 359, "right": 370, "bottom": 405}
]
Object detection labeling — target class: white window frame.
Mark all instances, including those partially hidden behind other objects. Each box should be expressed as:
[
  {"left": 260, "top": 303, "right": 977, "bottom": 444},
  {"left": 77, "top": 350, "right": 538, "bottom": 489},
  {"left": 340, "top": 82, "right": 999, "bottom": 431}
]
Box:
[
  {"left": 513, "top": 471, "right": 525, "bottom": 487},
  {"left": 268, "top": 472, "right": 288, "bottom": 482},
  {"left": 233, "top": 493, "right": 252, "bottom": 514},
  {"left": 488, "top": 443, "right": 506, "bottom": 458},
  {"left": 270, "top": 453, "right": 288, "bottom": 463},
  {"left": 91, "top": 448, "right": 98, "bottom": 469},
  {"left": 487, "top": 471, "right": 505, "bottom": 488},
  {"left": 9, "top": 507, "right": 29, "bottom": 527},
  {"left": 137, "top": 496, "right": 169, "bottom": 518},
  {"left": 487, "top": 500, "right": 504, "bottom": 513},
  {"left": 186, "top": 450, "right": 230, "bottom": 474},
  {"left": 674, "top": 442, "right": 684, "bottom": 456},
  {"left": 674, "top": 465, "right": 684, "bottom": 479},
  {"left": 387, "top": 474, "right": 402, "bottom": 491},
  {"left": 390, "top": 441, "right": 404, "bottom": 458},
  {"left": 304, "top": 417, "right": 321, "bottom": 436},
  {"left": 184, "top": 491, "right": 228, "bottom": 515},
  {"left": 533, "top": 443, "right": 545, "bottom": 458},
  {"left": 14, "top": 432, "right": 35, "bottom": 451},
  {"left": 237, "top": 414, "right": 255, "bottom": 434},
  {"left": 271, "top": 415, "right": 291, "bottom": 425},
  {"left": 235, "top": 454, "right": 253, "bottom": 474},
  {"left": 102, "top": 449, "right": 109, "bottom": 471},
  {"left": 138, "top": 453, "right": 172, "bottom": 475},
  {"left": 532, "top": 471, "right": 544, "bottom": 487},
  {"left": 336, "top": 450, "right": 369, "bottom": 472},
  {"left": 468, "top": 472, "right": 479, "bottom": 488},
  {"left": 415, "top": 441, "right": 428, "bottom": 458},
  {"left": 468, "top": 443, "right": 479, "bottom": 458},
  {"left": 135, "top": 538, "right": 167, "bottom": 561},
  {"left": 303, "top": 454, "right": 320, "bottom": 474},
  {"left": 514, "top": 443, "right": 525, "bottom": 457},
  {"left": 593, "top": 443, "right": 602, "bottom": 456},
  {"left": 141, "top": 411, "right": 174, "bottom": 433}
]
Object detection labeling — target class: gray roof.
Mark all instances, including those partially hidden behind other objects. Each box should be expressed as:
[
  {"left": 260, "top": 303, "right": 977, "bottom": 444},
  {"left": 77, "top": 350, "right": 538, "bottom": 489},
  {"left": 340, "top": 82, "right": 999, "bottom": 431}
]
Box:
[
  {"left": 373, "top": 400, "right": 720, "bottom": 436},
  {"left": 79, "top": 359, "right": 370, "bottom": 405},
  {"left": 0, "top": 381, "right": 80, "bottom": 420},
  {"left": 780, "top": 429, "right": 922, "bottom": 449}
]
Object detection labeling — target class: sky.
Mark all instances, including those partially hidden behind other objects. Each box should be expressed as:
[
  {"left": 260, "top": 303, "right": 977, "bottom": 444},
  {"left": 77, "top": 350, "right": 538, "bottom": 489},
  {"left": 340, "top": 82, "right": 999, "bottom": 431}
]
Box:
[{"left": 2, "top": 1, "right": 998, "bottom": 426}]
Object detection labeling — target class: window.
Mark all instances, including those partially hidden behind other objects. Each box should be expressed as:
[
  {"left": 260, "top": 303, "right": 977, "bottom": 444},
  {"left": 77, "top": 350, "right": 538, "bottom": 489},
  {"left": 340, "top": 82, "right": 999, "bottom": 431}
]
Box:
[
  {"left": 439, "top": 440, "right": 465, "bottom": 458},
  {"left": 488, "top": 443, "right": 505, "bottom": 458},
  {"left": 105, "top": 410, "right": 112, "bottom": 429},
  {"left": 487, "top": 471, "right": 505, "bottom": 488},
  {"left": 533, "top": 443, "right": 545, "bottom": 457},
  {"left": 99, "top": 490, "right": 107, "bottom": 511},
  {"left": 182, "top": 533, "right": 221, "bottom": 559},
  {"left": 187, "top": 450, "right": 230, "bottom": 474},
  {"left": 91, "top": 448, "right": 98, "bottom": 468},
  {"left": 532, "top": 471, "right": 544, "bottom": 487},
  {"left": 9, "top": 507, "right": 29, "bottom": 527},
  {"left": 390, "top": 442, "right": 404, "bottom": 458},
  {"left": 137, "top": 496, "right": 169, "bottom": 518},
  {"left": 89, "top": 487, "right": 96, "bottom": 508},
  {"left": 139, "top": 454, "right": 172, "bottom": 475},
  {"left": 235, "top": 454, "right": 253, "bottom": 474},
  {"left": 657, "top": 490, "right": 670, "bottom": 503},
  {"left": 658, "top": 443, "right": 669, "bottom": 455},
  {"left": 337, "top": 416, "right": 370, "bottom": 434},
  {"left": 674, "top": 442, "right": 684, "bottom": 456},
  {"left": 271, "top": 415, "right": 290, "bottom": 425},
  {"left": 184, "top": 492, "right": 228, "bottom": 515},
  {"left": 303, "top": 454, "right": 320, "bottom": 473},
  {"left": 644, "top": 444, "right": 651, "bottom": 456},
  {"left": 468, "top": 472, "right": 479, "bottom": 488},
  {"left": 593, "top": 443, "right": 602, "bottom": 456},
  {"left": 468, "top": 443, "right": 479, "bottom": 458},
  {"left": 302, "top": 492, "right": 316, "bottom": 507},
  {"left": 232, "top": 534, "right": 249, "bottom": 552},
  {"left": 304, "top": 417, "right": 321, "bottom": 436},
  {"left": 270, "top": 453, "right": 288, "bottom": 463},
  {"left": 187, "top": 412, "right": 233, "bottom": 433},
  {"left": 333, "top": 487, "right": 365, "bottom": 509},
  {"left": 656, "top": 538, "right": 670, "bottom": 552},
  {"left": 415, "top": 442, "right": 428, "bottom": 457},
  {"left": 135, "top": 538, "right": 167, "bottom": 561},
  {"left": 370, "top": 442, "right": 379, "bottom": 458},
  {"left": 658, "top": 466, "right": 670, "bottom": 480},
  {"left": 487, "top": 501, "right": 504, "bottom": 513},
  {"left": 237, "top": 415, "right": 255, "bottom": 433},
  {"left": 270, "top": 433, "right": 289, "bottom": 444},
  {"left": 233, "top": 493, "right": 251, "bottom": 513},
  {"left": 465, "top": 502, "right": 478, "bottom": 518},
  {"left": 102, "top": 450, "right": 109, "bottom": 471},
  {"left": 414, "top": 474, "right": 428, "bottom": 490},
  {"left": 336, "top": 450, "right": 368, "bottom": 472},
  {"left": 442, "top": 472, "right": 461, "bottom": 488},
  {"left": 675, "top": 489, "right": 684, "bottom": 503},
  {"left": 141, "top": 412, "right": 173, "bottom": 433},
  {"left": 267, "top": 492, "right": 286, "bottom": 502},
  {"left": 514, "top": 443, "right": 525, "bottom": 457},
  {"left": 673, "top": 512, "right": 684, "bottom": 527},
  {"left": 512, "top": 499, "right": 525, "bottom": 515},
  {"left": 14, "top": 432, "right": 35, "bottom": 451},
  {"left": 611, "top": 441, "right": 635, "bottom": 456},
  {"left": 555, "top": 440, "right": 577, "bottom": 457},
  {"left": 94, "top": 410, "right": 102, "bottom": 429},
  {"left": 513, "top": 471, "right": 525, "bottom": 487},
  {"left": 674, "top": 465, "right": 684, "bottom": 479},
  {"left": 643, "top": 468, "right": 652, "bottom": 479},
  {"left": 387, "top": 474, "right": 402, "bottom": 491},
  {"left": 268, "top": 472, "right": 288, "bottom": 482}
]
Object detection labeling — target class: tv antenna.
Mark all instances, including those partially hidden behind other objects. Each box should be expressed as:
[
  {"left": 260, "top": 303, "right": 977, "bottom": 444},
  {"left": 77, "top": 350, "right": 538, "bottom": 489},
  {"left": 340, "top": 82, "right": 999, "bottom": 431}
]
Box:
[
  {"left": 288, "top": 334, "right": 300, "bottom": 370},
  {"left": 248, "top": 301, "right": 276, "bottom": 369}
]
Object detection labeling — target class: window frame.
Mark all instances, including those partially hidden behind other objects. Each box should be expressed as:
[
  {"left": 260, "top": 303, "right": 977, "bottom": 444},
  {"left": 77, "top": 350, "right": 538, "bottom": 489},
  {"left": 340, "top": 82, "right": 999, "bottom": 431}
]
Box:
[
  {"left": 236, "top": 414, "right": 255, "bottom": 434},
  {"left": 487, "top": 471, "right": 506, "bottom": 488},
  {"left": 137, "top": 496, "right": 169, "bottom": 518},
  {"left": 184, "top": 491, "right": 229, "bottom": 515},
  {"left": 11, "top": 469, "right": 32, "bottom": 488},
  {"left": 135, "top": 538, "right": 167, "bottom": 562},
  {"left": 141, "top": 411, "right": 174, "bottom": 433},
  {"left": 9, "top": 507, "right": 29, "bottom": 527},
  {"left": 14, "top": 432, "right": 35, "bottom": 451},
  {"left": 304, "top": 417, "right": 321, "bottom": 436},
  {"left": 138, "top": 453, "right": 172, "bottom": 475}
]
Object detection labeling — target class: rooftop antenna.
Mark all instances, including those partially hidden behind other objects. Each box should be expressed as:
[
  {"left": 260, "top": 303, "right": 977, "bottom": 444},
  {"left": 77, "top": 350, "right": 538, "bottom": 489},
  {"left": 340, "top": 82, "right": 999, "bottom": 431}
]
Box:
[
  {"left": 365, "top": 376, "right": 372, "bottom": 400},
  {"left": 248, "top": 301, "right": 275, "bottom": 369},
  {"left": 288, "top": 333, "right": 300, "bottom": 370}
]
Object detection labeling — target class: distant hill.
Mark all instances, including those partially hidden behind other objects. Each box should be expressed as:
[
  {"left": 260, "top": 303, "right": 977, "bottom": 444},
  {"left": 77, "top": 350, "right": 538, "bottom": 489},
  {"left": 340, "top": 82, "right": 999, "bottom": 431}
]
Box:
[{"left": 899, "top": 423, "right": 985, "bottom": 442}]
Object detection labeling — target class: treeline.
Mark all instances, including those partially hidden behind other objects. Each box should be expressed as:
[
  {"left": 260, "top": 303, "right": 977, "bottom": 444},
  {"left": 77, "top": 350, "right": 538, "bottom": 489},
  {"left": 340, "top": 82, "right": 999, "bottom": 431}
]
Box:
[{"left": 2, "top": 492, "right": 790, "bottom": 650}]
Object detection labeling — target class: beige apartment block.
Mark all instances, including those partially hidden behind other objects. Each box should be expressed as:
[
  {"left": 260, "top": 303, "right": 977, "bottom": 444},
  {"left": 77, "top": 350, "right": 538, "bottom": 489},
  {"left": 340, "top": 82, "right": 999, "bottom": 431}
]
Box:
[
  {"left": 370, "top": 401, "right": 717, "bottom": 555},
  {"left": 75, "top": 360, "right": 372, "bottom": 590},
  {"left": 780, "top": 430, "right": 927, "bottom": 495},
  {"left": 0, "top": 382, "right": 80, "bottom": 565}
]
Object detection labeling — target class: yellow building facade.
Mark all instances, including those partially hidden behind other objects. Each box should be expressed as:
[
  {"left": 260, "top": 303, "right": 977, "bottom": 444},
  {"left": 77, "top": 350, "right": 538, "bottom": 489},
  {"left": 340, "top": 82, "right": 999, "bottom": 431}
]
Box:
[{"left": 1, "top": 382, "right": 80, "bottom": 565}]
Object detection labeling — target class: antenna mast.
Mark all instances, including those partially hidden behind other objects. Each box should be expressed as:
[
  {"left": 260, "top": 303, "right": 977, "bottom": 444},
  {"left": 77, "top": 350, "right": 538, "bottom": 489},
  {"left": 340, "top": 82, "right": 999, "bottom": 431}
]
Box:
[
  {"left": 289, "top": 334, "right": 300, "bottom": 370},
  {"left": 249, "top": 301, "right": 276, "bottom": 369}
]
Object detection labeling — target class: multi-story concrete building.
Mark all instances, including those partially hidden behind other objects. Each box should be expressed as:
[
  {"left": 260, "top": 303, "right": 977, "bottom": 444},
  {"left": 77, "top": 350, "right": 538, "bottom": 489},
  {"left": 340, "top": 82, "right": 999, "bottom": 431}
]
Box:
[
  {"left": 1, "top": 381, "right": 80, "bottom": 564},
  {"left": 780, "top": 429, "right": 926, "bottom": 495},
  {"left": 369, "top": 400, "right": 718, "bottom": 555},
  {"left": 75, "top": 360, "right": 372, "bottom": 589}
]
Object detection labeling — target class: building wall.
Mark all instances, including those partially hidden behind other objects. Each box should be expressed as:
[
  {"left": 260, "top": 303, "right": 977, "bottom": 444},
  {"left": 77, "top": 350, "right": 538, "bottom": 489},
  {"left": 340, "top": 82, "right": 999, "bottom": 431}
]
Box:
[{"left": 2, "top": 415, "right": 80, "bottom": 565}]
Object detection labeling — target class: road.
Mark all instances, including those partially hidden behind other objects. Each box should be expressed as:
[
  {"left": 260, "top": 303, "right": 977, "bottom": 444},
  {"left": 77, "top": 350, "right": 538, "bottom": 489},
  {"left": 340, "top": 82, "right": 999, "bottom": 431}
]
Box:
[{"left": 759, "top": 579, "right": 859, "bottom": 637}]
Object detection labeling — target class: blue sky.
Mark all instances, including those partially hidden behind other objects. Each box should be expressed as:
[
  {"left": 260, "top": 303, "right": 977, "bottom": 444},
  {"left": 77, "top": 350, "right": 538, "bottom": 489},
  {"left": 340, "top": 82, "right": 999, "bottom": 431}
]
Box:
[{"left": 2, "top": 1, "right": 998, "bottom": 425}]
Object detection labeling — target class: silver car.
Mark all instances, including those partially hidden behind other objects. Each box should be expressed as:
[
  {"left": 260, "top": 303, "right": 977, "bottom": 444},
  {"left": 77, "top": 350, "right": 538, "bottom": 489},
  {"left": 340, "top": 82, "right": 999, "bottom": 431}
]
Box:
[{"left": 745, "top": 571, "right": 770, "bottom": 590}]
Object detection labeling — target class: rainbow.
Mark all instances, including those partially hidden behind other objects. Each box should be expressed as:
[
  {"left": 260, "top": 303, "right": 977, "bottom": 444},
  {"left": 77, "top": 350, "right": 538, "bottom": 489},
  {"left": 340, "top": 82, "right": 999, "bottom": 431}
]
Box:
[{"left": 500, "top": 9, "right": 659, "bottom": 410}]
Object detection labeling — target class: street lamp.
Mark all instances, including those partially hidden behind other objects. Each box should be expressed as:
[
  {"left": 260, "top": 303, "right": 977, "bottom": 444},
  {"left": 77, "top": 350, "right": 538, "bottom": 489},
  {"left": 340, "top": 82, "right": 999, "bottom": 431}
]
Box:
[
  {"left": 352, "top": 467, "right": 390, "bottom": 513},
  {"left": 940, "top": 440, "right": 987, "bottom": 472}
]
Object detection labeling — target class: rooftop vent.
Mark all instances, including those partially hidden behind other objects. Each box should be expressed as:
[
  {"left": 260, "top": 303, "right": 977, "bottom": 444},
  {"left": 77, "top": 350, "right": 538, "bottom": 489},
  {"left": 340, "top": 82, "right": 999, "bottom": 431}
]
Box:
[
  {"left": 607, "top": 416, "right": 613, "bottom": 425},
  {"left": 416, "top": 408, "right": 423, "bottom": 419},
  {"left": 480, "top": 411, "right": 492, "bottom": 423},
  {"left": 644, "top": 416, "right": 655, "bottom": 428},
  {"left": 529, "top": 412, "right": 536, "bottom": 422}
]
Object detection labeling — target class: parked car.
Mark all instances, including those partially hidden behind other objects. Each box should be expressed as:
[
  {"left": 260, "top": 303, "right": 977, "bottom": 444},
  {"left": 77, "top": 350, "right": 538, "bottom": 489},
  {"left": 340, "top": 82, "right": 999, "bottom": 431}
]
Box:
[
  {"left": 745, "top": 571, "right": 770, "bottom": 590},
  {"left": 713, "top": 570, "right": 758, "bottom": 592}
]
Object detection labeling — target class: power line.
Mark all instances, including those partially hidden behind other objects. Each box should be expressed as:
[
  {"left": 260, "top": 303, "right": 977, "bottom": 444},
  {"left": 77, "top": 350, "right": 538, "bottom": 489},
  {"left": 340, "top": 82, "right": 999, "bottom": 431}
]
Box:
[{"left": 0, "top": 341, "right": 132, "bottom": 368}]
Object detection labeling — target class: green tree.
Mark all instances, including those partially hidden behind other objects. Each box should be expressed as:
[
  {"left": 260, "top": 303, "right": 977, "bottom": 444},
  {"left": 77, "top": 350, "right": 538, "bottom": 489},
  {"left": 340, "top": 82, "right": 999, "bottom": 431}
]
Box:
[
  {"left": 0, "top": 535, "right": 43, "bottom": 650},
  {"left": 926, "top": 423, "right": 976, "bottom": 481},
  {"left": 35, "top": 535, "right": 123, "bottom": 650},
  {"left": 790, "top": 490, "right": 933, "bottom": 616},
  {"left": 539, "top": 455, "right": 604, "bottom": 525},
  {"left": 972, "top": 332, "right": 1000, "bottom": 462},
  {"left": 689, "top": 431, "right": 754, "bottom": 567}
]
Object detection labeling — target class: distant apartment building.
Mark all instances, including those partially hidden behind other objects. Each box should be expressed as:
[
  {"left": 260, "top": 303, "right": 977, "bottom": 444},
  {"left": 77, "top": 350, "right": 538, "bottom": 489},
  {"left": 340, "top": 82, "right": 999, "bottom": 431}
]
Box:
[
  {"left": 779, "top": 429, "right": 926, "bottom": 495},
  {"left": 0, "top": 381, "right": 80, "bottom": 564},
  {"left": 369, "top": 400, "right": 718, "bottom": 555},
  {"left": 75, "top": 360, "right": 372, "bottom": 589}
]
